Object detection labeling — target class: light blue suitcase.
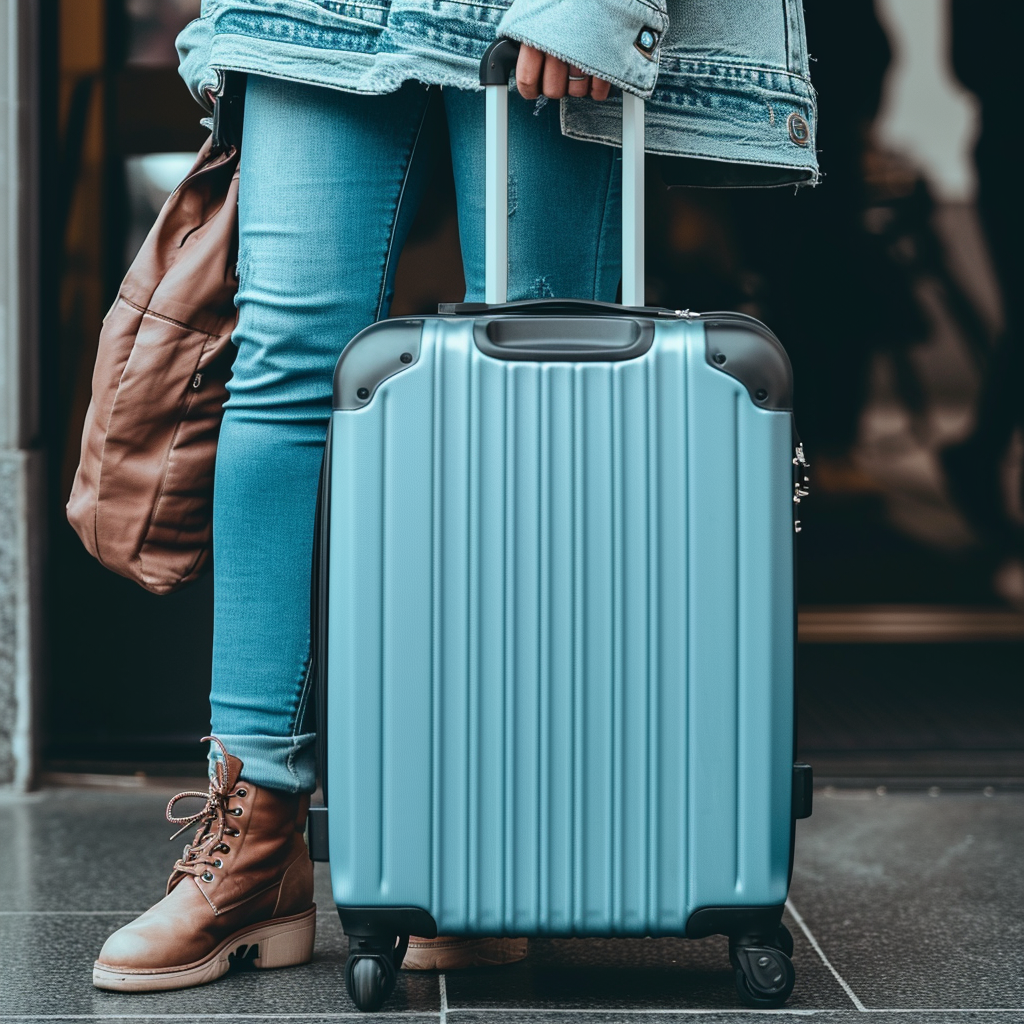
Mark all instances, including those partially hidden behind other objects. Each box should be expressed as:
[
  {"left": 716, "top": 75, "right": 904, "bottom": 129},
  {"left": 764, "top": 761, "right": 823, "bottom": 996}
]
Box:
[{"left": 307, "top": 39, "right": 813, "bottom": 1012}]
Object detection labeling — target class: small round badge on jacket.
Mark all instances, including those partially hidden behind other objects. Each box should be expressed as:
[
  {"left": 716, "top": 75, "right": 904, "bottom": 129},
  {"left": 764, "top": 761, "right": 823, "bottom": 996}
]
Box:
[{"left": 787, "top": 112, "right": 810, "bottom": 147}]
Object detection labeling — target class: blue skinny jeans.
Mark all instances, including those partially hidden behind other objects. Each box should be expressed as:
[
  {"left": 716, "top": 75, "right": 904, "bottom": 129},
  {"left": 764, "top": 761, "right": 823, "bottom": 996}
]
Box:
[{"left": 211, "top": 75, "right": 622, "bottom": 792}]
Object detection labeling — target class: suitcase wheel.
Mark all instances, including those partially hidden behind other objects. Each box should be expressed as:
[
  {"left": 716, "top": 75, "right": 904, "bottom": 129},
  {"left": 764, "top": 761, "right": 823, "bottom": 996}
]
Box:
[
  {"left": 731, "top": 944, "right": 796, "bottom": 1008},
  {"left": 345, "top": 953, "right": 393, "bottom": 1012},
  {"left": 344, "top": 934, "right": 408, "bottom": 1012}
]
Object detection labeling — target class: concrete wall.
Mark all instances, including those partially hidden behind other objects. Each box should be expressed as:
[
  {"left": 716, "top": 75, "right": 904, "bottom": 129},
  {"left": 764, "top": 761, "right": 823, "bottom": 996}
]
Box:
[{"left": 0, "top": 0, "right": 42, "bottom": 790}]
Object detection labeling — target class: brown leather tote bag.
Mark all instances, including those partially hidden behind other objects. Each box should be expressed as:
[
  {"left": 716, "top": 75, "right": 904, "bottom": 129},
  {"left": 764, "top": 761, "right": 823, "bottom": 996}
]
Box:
[{"left": 67, "top": 137, "right": 239, "bottom": 594}]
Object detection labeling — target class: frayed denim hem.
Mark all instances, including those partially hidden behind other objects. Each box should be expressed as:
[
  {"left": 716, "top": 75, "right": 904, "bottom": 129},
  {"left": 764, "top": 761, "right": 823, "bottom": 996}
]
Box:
[{"left": 209, "top": 732, "right": 318, "bottom": 794}]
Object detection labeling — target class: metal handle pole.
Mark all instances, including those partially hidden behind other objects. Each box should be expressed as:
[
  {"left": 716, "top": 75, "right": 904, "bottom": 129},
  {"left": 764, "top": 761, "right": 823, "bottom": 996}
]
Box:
[
  {"left": 485, "top": 84, "right": 509, "bottom": 304},
  {"left": 480, "top": 39, "right": 645, "bottom": 307},
  {"left": 621, "top": 92, "right": 645, "bottom": 307}
]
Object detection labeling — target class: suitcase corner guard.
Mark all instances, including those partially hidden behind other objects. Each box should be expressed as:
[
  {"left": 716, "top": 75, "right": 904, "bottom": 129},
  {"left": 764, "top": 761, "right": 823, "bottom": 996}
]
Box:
[
  {"left": 703, "top": 317, "right": 793, "bottom": 411},
  {"left": 333, "top": 319, "right": 422, "bottom": 410}
]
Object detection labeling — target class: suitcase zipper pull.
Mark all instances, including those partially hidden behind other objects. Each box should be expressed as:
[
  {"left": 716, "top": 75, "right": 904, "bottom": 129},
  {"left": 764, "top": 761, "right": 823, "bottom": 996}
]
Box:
[{"left": 792, "top": 443, "right": 810, "bottom": 532}]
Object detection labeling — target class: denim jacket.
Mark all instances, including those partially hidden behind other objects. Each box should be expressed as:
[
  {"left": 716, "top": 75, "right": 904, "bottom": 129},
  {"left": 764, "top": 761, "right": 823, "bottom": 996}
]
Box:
[{"left": 178, "top": 0, "right": 818, "bottom": 186}]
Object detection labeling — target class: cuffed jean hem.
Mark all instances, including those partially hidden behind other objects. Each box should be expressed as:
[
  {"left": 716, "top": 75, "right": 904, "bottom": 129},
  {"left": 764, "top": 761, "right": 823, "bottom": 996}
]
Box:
[{"left": 209, "top": 732, "right": 318, "bottom": 794}]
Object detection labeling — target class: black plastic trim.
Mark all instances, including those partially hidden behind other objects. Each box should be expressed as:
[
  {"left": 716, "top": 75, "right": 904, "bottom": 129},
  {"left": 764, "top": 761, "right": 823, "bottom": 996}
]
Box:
[
  {"left": 658, "top": 154, "right": 815, "bottom": 190},
  {"left": 211, "top": 71, "right": 246, "bottom": 153},
  {"left": 685, "top": 905, "right": 786, "bottom": 943},
  {"left": 474, "top": 317, "right": 654, "bottom": 362},
  {"left": 480, "top": 38, "right": 521, "bottom": 85},
  {"left": 306, "top": 422, "right": 332, "bottom": 865},
  {"left": 704, "top": 316, "right": 794, "bottom": 411},
  {"left": 310, "top": 424, "right": 332, "bottom": 799},
  {"left": 793, "top": 763, "right": 813, "bottom": 819},
  {"left": 788, "top": 422, "right": 798, "bottom": 884},
  {"left": 338, "top": 907, "right": 439, "bottom": 940},
  {"left": 306, "top": 805, "right": 329, "bottom": 862}
]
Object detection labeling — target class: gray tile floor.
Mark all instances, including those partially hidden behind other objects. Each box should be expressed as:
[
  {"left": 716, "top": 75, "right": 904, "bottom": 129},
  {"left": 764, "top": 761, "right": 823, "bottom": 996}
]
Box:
[{"left": 1, "top": 784, "right": 1022, "bottom": 1021}]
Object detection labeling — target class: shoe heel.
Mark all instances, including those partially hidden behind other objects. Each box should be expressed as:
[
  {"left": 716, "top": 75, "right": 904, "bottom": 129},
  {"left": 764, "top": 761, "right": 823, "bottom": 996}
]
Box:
[{"left": 254, "top": 908, "right": 316, "bottom": 970}]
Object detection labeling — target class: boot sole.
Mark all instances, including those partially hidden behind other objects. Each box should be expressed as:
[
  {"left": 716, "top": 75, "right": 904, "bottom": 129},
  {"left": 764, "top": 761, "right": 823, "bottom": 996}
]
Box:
[{"left": 92, "top": 905, "right": 316, "bottom": 992}]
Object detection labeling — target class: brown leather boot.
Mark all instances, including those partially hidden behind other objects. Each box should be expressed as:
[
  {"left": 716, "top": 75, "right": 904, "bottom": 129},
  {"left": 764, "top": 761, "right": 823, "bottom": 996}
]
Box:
[
  {"left": 402, "top": 936, "right": 528, "bottom": 970},
  {"left": 93, "top": 737, "right": 315, "bottom": 992}
]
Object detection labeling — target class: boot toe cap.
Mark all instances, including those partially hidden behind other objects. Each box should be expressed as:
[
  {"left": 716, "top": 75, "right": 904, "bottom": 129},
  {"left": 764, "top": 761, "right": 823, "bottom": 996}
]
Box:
[
  {"left": 96, "top": 923, "right": 153, "bottom": 971},
  {"left": 95, "top": 893, "right": 204, "bottom": 972}
]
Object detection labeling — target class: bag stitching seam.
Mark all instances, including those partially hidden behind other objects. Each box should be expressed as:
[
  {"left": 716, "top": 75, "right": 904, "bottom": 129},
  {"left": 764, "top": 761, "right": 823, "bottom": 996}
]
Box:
[{"left": 119, "top": 294, "right": 223, "bottom": 337}]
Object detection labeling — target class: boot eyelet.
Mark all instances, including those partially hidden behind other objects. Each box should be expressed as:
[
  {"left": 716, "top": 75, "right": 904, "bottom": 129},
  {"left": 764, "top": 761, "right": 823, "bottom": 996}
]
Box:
[
  {"left": 235, "top": 788, "right": 247, "bottom": 798},
  {"left": 229, "top": 807, "right": 243, "bottom": 816},
  {"left": 201, "top": 871, "right": 214, "bottom": 882},
  {"left": 213, "top": 858, "right": 223, "bottom": 869}
]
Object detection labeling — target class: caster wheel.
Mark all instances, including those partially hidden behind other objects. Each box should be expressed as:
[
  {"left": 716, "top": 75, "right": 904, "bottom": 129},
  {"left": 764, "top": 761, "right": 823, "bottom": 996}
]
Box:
[
  {"left": 733, "top": 946, "right": 795, "bottom": 1009},
  {"left": 345, "top": 954, "right": 396, "bottom": 1012},
  {"left": 776, "top": 922, "right": 794, "bottom": 958}
]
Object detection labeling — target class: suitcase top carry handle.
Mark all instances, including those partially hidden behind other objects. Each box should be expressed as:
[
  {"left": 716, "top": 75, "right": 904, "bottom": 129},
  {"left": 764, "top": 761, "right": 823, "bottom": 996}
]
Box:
[
  {"left": 474, "top": 315, "right": 655, "bottom": 361},
  {"left": 480, "top": 38, "right": 645, "bottom": 307}
]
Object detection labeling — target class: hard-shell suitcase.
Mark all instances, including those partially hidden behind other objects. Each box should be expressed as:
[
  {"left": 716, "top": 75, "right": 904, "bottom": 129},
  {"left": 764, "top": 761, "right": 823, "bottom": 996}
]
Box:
[{"left": 308, "top": 39, "right": 813, "bottom": 1013}]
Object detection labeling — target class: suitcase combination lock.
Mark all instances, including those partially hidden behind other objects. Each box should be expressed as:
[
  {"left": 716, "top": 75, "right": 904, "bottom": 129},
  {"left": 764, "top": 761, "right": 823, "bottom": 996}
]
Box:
[{"left": 792, "top": 443, "right": 810, "bottom": 533}]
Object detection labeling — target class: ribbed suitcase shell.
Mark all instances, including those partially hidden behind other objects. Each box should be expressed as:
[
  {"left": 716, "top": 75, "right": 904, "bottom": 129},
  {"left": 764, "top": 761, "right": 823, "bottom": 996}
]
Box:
[{"left": 325, "top": 314, "right": 794, "bottom": 937}]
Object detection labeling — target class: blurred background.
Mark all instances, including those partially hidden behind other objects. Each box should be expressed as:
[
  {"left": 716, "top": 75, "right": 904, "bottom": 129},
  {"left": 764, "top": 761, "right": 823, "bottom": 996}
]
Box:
[{"left": 1, "top": 0, "right": 1021, "bottom": 790}]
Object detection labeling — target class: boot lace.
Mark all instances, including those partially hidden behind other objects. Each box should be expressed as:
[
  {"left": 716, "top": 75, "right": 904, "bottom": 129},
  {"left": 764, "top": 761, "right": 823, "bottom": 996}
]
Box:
[{"left": 165, "top": 736, "right": 243, "bottom": 881}]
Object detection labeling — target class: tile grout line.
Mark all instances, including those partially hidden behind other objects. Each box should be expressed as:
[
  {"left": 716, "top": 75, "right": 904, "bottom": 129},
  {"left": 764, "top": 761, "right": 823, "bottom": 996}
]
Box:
[
  {"left": 443, "top": 1010, "right": 821, "bottom": 1017},
  {"left": 786, "top": 898, "right": 866, "bottom": 1012},
  {"left": 382, "top": 1011, "right": 1024, "bottom": 1018},
  {"left": 0, "top": 1011, "right": 1021, "bottom": 1020},
  {"left": 0, "top": 1016, "right": 442, "bottom": 1021},
  {"left": 439, "top": 971, "right": 448, "bottom": 1023}
]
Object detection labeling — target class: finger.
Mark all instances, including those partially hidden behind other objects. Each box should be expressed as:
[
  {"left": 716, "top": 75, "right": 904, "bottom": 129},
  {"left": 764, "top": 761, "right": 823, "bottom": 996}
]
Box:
[
  {"left": 542, "top": 54, "right": 569, "bottom": 99},
  {"left": 516, "top": 45, "right": 544, "bottom": 100},
  {"left": 590, "top": 77, "right": 612, "bottom": 102},
  {"left": 567, "top": 65, "right": 590, "bottom": 98}
]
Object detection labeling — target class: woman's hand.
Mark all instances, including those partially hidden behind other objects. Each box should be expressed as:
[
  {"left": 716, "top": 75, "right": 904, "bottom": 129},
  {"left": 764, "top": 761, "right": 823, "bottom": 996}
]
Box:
[{"left": 515, "top": 44, "right": 612, "bottom": 102}]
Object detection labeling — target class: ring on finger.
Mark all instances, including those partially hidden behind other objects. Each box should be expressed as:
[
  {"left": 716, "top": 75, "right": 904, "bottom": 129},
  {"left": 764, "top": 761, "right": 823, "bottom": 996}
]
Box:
[{"left": 568, "top": 74, "right": 588, "bottom": 81}]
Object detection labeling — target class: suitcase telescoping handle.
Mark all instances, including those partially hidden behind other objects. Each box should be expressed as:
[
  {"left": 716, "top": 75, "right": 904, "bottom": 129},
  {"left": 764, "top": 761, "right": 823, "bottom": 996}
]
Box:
[{"left": 480, "top": 39, "right": 645, "bottom": 306}]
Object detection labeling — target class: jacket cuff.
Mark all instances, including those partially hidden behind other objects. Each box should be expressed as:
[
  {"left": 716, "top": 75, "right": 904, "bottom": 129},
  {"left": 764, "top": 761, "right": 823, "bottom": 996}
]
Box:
[
  {"left": 496, "top": 0, "right": 667, "bottom": 98},
  {"left": 175, "top": 4, "right": 219, "bottom": 113}
]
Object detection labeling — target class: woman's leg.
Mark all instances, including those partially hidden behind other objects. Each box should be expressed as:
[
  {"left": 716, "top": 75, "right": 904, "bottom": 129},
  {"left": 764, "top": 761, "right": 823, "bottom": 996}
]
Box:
[
  {"left": 95, "top": 76, "right": 437, "bottom": 994},
  {"left": 443, "top": 88, "right": 622, "bottom": 302},
  {"left": 211, "top": 75, "right": 433, "bottom": 791}
]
